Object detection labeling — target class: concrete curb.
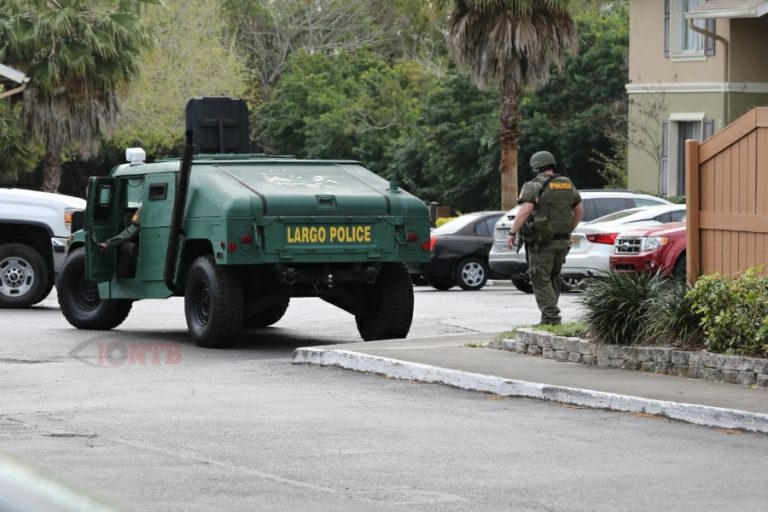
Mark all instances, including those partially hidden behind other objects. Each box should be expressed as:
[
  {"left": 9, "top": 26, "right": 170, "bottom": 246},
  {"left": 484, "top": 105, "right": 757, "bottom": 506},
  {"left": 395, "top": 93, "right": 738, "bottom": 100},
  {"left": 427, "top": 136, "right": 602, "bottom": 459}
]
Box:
[{"left": 293, "top": 347, "right": 768, "bottom": 434}]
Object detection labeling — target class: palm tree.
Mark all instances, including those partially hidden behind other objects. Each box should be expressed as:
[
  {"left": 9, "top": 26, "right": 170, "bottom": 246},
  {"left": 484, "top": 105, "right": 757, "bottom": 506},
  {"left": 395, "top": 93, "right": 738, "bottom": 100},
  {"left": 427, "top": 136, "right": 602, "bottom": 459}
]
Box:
[
  {"left": 0, "top": 0, "right": 155, "bottom": 192},
  {"left": 442, "top": 0, "right": 577, "bottom": 209}
]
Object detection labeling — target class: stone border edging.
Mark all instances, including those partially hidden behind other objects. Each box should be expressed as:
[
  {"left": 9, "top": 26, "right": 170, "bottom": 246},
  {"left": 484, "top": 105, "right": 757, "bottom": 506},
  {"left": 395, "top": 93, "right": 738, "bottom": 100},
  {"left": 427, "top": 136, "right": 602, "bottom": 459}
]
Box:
[
  {"left": 491, "top": 329, "right": 768, "bottom": 388},
  {"left": 292, "top": 347, "right": 768, "bottom": 434}
]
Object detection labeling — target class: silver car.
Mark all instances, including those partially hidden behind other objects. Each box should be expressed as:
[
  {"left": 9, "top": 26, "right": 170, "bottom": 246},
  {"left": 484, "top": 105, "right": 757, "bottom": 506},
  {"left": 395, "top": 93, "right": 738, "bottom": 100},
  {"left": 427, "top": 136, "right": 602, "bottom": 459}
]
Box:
[{"left": 488, "top": 190, "right": 673, "bottom": 293}]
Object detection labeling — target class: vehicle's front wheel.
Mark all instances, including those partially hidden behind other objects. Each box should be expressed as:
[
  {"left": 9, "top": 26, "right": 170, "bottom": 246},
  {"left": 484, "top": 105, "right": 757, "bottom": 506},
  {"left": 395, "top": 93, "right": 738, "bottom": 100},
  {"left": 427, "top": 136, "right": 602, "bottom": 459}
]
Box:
[
  {"left": 184, "top": 256, "right": 243, "bottom": 348},
  {"left": 0, "top": 243, "right": 49, "bottom": 308},
  {"left": 355, "top": 263, "right": 413, "bottom": 341},
  {"left": 511, "top": 278, "right": 534, "bottom": 294},
  {"left": 455, "top": 257, "right": 488, "bottom": 291},
  {"left": 57, "top": 248, "right": 132, "bottom": 329}
]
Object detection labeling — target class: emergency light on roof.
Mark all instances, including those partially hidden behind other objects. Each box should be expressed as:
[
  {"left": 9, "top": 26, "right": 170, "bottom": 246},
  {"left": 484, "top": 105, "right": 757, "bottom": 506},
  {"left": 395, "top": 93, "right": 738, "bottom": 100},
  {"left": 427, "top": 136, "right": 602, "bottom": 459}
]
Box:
[{"left": 125, "top": 147, "right": 146, "bottom": 165}]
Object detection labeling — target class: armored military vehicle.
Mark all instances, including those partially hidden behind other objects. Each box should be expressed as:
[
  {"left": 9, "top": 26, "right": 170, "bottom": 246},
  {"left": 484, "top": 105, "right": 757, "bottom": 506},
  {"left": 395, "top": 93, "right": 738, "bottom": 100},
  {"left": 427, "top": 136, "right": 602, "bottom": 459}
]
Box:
[{"left": 57, "top": 98, "right": 430, "bottom": 347}]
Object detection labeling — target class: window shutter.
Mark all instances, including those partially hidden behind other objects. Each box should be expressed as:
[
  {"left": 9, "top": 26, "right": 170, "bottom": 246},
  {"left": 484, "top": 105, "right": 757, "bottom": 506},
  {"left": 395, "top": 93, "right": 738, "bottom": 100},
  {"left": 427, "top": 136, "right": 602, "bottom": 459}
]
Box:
[
  {"left": 661, "top": 122, "right": 670, "bottom": 195},
  {"left": 703, "top": 119, "right": 715, "bottom": 140},
  {"left": 664, "top": 0, "right": 671, "bottom": 58},
  {"left": 705, "top": 19, "right": 716, "bottom": 55}
]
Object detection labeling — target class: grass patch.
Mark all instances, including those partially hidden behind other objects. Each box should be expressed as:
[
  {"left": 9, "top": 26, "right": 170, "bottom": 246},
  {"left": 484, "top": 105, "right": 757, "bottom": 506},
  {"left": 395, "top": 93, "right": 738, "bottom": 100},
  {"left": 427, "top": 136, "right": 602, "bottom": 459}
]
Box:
[
  {"left": 527, "top": 321, "right": 589, "bottom": 338},
  {"left": 495, "top": 329, "right": 518, "bottom": 341}
]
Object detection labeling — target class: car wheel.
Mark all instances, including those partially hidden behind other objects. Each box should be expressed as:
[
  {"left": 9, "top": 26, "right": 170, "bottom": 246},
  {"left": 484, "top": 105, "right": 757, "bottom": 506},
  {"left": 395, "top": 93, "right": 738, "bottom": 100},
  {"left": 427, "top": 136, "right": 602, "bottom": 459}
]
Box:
[
  {"left": 560, "top": 276, "right": 584, "bottom": 292},
  {"left": 184, "top": 255, "right": 243, "bottom": 348},
  {"left": 0, "top": 243, "right": 49, "bottom": 309},
  {"left": 511, "top": 278, "right": 534, "bottom": 294},
  {"left": 674, "top": 253, "right": 686, "bottom": 279},
  {"left": 355, "top": 263, "right": 413, "bottom": 341},
  {"left": 244, "top": 296, "right": 290, "bottom": 328},
  {"left": 455, "top": 257, "right": 488, "bottom": 291},
  {"left": 57, "top": 248, "right": 133, "bottom": 329},
  {"left": 428, "top": 277, "right": 455, "bottom": 291}
]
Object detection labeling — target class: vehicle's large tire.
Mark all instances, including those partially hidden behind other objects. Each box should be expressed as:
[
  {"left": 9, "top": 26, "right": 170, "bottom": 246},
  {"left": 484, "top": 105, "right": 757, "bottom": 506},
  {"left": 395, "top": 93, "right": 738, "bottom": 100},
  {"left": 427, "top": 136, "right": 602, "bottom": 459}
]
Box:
[
  {"left": 0, "top": 243, "right": 49, "bottom": 309},
  {"left": 244, "top": 297, "right": 290, "bottom": 328},
  {"left": 428, "top": 277, "right": 455, "bottom": 291},
  {"left": 32, "top": 278, "right": 55, "bottom": 306},
  {"left": 184, "top": 255, "right": 243, "bottom": 348},
  {"left": 57, "top": 249, "right": 132, "bottom": 329},
  {"left": 511, "top": 278, "right": 534, "bottom": 294},
  {"left": 455, "top": 257, "right": 488, "bottom": 291},
  {"left": 355, "top": 263, "right": 414, "bottom": 341}
]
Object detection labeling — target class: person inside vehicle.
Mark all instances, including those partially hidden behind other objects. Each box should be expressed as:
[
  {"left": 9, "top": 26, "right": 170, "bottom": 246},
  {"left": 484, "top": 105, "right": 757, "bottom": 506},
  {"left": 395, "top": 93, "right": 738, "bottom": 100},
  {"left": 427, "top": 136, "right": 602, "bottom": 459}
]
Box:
[
  {"left": 99, "top": 206, "right": 141, "bottom": 278},
  {"left": 506, "top": 151, "right": 583, "bottom": 325}
]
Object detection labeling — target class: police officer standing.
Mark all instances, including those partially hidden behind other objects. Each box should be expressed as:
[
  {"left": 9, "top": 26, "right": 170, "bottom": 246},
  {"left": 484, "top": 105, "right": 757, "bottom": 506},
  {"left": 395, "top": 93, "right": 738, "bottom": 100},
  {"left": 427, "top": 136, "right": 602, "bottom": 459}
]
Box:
[{"left": 506, "top": 151, "right": 583, "bottom": 325}]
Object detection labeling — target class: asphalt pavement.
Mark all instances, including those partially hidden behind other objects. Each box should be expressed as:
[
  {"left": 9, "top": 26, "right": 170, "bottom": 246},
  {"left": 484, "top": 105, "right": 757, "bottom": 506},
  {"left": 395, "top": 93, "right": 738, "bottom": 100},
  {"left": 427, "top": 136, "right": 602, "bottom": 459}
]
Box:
[{"left": 293, "top": 333, "right": 768, "bottom": 434}]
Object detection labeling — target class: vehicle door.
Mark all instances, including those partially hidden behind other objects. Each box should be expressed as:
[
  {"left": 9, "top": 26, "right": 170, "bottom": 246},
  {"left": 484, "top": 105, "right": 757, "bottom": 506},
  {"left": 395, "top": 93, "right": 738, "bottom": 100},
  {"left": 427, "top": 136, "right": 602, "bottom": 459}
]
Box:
[
  {"left": 475, "top": 214, "right": 502, "bottom": 257},
  {"left": 85, "top": 177, "right": 117, "bottom": 281},
  {"left": 136, "top": 173, "right": 176, "bottom": 282}
]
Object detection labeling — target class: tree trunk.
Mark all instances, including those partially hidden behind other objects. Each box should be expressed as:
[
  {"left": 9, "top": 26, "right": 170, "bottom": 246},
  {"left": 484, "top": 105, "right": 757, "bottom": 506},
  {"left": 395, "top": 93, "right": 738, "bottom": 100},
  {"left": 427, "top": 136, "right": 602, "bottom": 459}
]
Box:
[
  {"left": 499, "top": 85, "right": 521, "bottom": 210},
  {"left": 41, "top": 148, "right": 63, "bottom": 193}
]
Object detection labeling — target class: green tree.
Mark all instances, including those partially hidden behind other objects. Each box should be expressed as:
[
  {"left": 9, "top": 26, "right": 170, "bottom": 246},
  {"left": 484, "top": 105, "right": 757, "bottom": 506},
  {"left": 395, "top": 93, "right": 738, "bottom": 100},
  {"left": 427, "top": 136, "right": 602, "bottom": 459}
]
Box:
[
  {"left": 0, "top": 101, "right": 42, "bottom": 183},
  {"left": 390, "top": 70, "right": 501, "bottom": 211},
  {"left": 112, "top": 0, "right": 248, "bottom": 156},
  {"left": 519, "top": 6, "right": 628, "bottom": 189},
  {"left": 441, "top": 0, "right": 577, "bottom": 209},
  {"left": 0, "top": 0, "right": 155, "bottom": 192},
  {"left": 255, "top": 49, "right": 427, "bottom": 176}
]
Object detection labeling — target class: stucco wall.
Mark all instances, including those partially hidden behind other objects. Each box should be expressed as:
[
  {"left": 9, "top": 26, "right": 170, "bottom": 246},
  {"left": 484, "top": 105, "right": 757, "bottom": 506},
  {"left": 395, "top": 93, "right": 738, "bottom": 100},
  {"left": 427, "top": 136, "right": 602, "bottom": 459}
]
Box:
[
  {"left": 729, "top": 18, "right": 768, "bottom": 83},
  {"left": 629, "top": 0, "right": 727, "bottom": 84}
]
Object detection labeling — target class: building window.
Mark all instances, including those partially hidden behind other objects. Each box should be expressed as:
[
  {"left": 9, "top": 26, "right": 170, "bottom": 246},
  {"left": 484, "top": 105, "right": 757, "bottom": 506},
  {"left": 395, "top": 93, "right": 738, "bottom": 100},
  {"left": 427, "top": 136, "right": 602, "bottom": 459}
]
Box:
[{"left": 664, "top": 0, "right": 715, "bottom": 59}]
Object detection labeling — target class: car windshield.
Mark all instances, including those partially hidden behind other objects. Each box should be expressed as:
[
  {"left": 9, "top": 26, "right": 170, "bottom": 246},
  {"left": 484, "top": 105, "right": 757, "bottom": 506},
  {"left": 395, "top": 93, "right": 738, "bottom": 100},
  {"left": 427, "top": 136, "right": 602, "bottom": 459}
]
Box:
[{"left": 433, "top": 214, "right": 482, "bottom": 235}]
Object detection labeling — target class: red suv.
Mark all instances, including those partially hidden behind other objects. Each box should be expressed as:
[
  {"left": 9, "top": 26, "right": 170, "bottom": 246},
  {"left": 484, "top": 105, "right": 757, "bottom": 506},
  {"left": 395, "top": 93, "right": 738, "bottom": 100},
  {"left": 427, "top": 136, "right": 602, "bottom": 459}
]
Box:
[{"left": 609, "top": 222, "right": 687, "bottom": 277}]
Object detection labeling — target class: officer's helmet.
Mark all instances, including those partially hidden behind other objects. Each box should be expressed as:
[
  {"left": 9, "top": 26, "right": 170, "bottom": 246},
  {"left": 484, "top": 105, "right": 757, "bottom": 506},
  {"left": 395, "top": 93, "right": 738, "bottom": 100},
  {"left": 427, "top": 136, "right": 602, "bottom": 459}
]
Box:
[{"left": 530, "top": 151, "right": 556, "bottom": 172}]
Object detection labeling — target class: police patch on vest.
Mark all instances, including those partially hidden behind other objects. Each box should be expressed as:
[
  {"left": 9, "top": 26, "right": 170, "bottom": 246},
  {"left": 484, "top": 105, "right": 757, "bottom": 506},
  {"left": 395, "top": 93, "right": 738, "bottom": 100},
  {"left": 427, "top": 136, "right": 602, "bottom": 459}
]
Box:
[{"left": 549, "top": 182, "right": 572, "bottom": 190}]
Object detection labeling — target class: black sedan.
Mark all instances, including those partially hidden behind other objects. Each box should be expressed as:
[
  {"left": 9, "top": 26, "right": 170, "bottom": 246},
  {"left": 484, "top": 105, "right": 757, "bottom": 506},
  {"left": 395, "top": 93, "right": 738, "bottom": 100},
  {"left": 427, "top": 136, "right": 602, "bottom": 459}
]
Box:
[{"left": 407, "top": 211, "right": 505, "bottom": 291}]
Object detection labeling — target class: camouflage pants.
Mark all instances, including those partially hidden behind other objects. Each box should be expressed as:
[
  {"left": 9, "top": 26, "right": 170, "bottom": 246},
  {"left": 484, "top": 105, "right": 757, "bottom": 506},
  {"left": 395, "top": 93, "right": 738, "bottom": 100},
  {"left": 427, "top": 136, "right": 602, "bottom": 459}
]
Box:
[{"left": 527, "top": 239, "right": 571, "bottom": 324}]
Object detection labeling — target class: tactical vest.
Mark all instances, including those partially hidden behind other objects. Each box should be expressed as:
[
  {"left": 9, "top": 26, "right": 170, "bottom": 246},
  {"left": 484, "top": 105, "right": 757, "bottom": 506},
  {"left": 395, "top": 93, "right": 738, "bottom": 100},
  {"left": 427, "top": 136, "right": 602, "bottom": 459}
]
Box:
[{"left": 532, "top": 175, "right": 577, "bottom": 235}]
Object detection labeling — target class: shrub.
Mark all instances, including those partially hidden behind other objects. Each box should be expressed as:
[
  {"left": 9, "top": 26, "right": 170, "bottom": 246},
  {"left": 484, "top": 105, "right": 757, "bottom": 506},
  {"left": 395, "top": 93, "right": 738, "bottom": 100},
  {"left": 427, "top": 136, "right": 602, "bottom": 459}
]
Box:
[
  {"left": 435, "top": 216, "right": 458, "bottom": 228},
  {"left": 578, "top": 271, "right": 672, "bottom": 345},
  {"left": 686, "top": 267, "right": 768, "bottom": 357},
  {"left": 643, "top": 277, "right": 704, "bottom": 348}
]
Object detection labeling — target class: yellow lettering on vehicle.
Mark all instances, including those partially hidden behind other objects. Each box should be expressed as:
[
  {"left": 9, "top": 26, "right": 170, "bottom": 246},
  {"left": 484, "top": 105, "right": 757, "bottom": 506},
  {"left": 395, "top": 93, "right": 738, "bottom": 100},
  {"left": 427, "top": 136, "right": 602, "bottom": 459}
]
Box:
[{"left": 287, "top": 225, "right": 373, "bottom": 244}]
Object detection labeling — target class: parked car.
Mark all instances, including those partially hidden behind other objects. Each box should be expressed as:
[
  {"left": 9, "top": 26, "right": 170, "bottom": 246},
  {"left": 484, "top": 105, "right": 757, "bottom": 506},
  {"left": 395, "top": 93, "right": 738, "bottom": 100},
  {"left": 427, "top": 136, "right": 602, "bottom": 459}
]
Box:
[
  {"left": 489, "top": 190, "right": 673, "bottom": 293},
  {"left": 407, "top": 211, "right": 505, "bottom": 291},
  {"left": 565, "top": 204, "right": 686, "bottom": 279},
  {"left": 0, "top": 188, "right": 86, "bottom": 308},
  {"left": 609, "top": 221, "right": 687, "bottom": 277}
]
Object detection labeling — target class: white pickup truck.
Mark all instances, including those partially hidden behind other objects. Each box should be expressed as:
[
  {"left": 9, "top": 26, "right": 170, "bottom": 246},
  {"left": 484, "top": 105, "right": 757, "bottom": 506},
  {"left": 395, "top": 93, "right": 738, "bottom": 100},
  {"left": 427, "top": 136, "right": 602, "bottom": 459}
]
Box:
[{"left": 0, "top": 188, "right": 86, "bottom": 307}]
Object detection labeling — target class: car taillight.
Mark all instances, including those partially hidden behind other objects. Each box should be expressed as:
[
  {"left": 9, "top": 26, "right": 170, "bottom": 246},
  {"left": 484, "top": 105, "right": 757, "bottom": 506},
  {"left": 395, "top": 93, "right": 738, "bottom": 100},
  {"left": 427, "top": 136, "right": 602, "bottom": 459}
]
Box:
[
  {"left": 429, "top": 235, "right": 437, "bottom": 253},
  {"left": 586, "top": 233, "right": 618, "bottom": 245}
]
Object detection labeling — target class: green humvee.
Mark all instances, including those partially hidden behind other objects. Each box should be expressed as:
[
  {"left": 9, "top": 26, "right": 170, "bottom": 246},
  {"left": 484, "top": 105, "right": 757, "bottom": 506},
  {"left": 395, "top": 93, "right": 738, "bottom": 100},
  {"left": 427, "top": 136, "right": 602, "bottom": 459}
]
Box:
[{"left": 57, "top": 98, "right": 430, "bottom": 347}]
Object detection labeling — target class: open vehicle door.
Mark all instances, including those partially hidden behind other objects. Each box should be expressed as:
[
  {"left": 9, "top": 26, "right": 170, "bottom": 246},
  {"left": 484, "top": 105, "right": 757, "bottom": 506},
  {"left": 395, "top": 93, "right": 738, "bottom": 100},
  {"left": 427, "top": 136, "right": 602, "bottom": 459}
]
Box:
[{"left": 85, "top": 177, "right": 116, "bottom": 281}]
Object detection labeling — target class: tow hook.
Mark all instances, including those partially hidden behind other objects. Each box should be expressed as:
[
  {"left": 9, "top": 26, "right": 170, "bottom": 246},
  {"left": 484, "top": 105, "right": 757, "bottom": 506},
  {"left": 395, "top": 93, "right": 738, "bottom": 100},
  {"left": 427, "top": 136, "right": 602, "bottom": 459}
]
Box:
[{"left": 363, "top": 266, "right": 378, "bottom": 284}]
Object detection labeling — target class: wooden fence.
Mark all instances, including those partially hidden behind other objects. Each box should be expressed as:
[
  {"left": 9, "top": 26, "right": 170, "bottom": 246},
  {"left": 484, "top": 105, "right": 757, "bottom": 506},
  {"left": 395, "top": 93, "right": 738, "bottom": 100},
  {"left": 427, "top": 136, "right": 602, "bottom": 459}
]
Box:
[{"left": 686, "top": 107, "right": 768, "bottom": 281}]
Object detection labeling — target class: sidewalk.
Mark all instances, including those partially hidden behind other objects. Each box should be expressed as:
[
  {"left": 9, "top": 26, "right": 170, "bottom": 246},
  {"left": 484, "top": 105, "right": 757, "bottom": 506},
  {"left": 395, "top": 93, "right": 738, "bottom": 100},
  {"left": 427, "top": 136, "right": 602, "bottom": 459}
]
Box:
[{"left": 292, "top": 333, "right": 768, "bottom": 434}]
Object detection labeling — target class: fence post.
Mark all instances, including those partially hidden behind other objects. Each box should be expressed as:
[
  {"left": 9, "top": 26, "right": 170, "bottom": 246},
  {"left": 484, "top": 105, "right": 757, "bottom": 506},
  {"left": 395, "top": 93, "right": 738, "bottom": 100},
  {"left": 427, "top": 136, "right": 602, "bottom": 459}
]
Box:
[{"left": 685, "top": 139, "right": 700, "bottom": 283}]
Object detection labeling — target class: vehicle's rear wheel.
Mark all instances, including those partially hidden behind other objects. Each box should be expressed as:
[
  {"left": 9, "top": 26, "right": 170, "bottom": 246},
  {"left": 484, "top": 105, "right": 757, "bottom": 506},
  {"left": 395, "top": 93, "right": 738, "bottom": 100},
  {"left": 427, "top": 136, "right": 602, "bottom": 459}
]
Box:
[
  {"left": 57, "top": 248, "right": 132, "bottom": 329},
  {"left": 244, "top": 297, "right": 290, "bottom": 328},
  {"left": 184, "top": 255, "right": 243, "bottom": 348},
  {"left": 560, "top": 276, "right": 584, "bottom": 292},
  {"left": 0, "top": 243, "right": 49, "bottom": 309},
  {"left": 355, "top": 263, "right": 413, "bottom": 341},
  {"left": 428, "top": 277, "right": 455, "bottom": 291},
  {"left": 455, "top": 257, "right": 488, "bottom": 291},
  {"left": 511, "top": 278, "right": 534, "bottom": 294}
]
